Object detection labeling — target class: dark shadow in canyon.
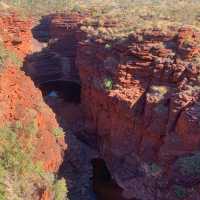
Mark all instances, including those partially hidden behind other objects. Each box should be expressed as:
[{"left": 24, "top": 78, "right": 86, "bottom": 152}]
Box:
[
  {"left": 39, "top": 80, "right": 81, "bottom": 104},
  {"left": 32, "top": 15, "right": 51, "bottom": 42},
  {"left": 91, "top": 158, "right": 138, "bottom": 200}
]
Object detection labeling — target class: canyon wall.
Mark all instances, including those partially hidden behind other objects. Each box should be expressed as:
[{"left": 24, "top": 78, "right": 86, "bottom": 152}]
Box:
[
  {"left": 77, "top": 27, "right": 200, "bottom": 200},
  {"left": 0, "top": 11, "right": 67, "bottom": 200},
  {"left": 49, "top": 14, "right": 200, "bottom": 200}
]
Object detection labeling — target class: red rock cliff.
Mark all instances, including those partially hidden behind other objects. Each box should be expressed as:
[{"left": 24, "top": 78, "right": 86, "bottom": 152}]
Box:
[
  {"left": 0, "top": 11, "right": 67, "bottom": 200},
  {"left": 76, "top": 27, "right": 200, "bottom": 199}
]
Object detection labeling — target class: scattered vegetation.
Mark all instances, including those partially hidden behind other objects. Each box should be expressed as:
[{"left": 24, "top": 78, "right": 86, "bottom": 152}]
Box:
[
  {"left": 2, "top": 0, "right": 200, "bottom": 40},
  {"left": 0, "top": 125, "right": 39, "bottom": 199},
  {"left": 1, "top": 1, "right": 200, "bottom": 199},
  {"left": 0, "top": 42, "right": 22, "bottom": 68},
  {"left": 25, "top": 120, "right": 39, "bottom": 136},
  {"left": 0, "top": 122, "right": 67, "bottom": 200}
]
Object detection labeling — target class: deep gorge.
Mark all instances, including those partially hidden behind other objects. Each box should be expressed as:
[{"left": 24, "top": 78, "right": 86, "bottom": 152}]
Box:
[{"left": 1, "top": 9, "right": 200, "bottom": 200}]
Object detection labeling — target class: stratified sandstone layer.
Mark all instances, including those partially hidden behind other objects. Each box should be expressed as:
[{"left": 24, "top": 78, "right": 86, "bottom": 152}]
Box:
[{"left": 47, "top": 13, "right": 200, "bottom": 200}]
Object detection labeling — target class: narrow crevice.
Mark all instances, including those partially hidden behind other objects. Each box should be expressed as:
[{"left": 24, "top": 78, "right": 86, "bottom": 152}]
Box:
[{"left": 22, "top": 15, "right": 98, "bottom": 200}]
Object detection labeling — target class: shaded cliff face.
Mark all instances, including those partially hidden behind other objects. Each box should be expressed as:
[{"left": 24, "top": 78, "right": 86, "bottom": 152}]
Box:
[
  {"left": 0, "top": 12, "right": 67, "bottom": 200},
  {"left": 48, "top": 13, "right": 200, "bottom": 200}
]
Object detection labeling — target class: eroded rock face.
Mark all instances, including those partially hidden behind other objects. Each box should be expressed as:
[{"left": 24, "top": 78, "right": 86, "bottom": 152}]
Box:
[
  {"left": 0, "top": 12, "right": 67, "bottom": 200},
  {"left": 76, "top": 27, "right": 200, "bottom": 199}
]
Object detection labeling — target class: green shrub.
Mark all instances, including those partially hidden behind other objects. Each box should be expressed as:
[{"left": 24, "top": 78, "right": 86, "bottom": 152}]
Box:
[
  {"left": 104, "top": 78, "right": 113, "bottom": 90},
  {"left": 105, "top": 43, "right": 112, "bottom": 49},
  {"left": 54, "top": 178, "right": 68, "bottom": 200},
  {"left": 173, "top": 185, "right": 188, "bottom": 199},
  {"left": 52, "top": 127, "right": 65, "bottom": 138},
  {"left": 149, "top": 163, "right": 162, "bottom": 175},
  {"left": 15, "top": 120, "right": 23, "bottom": 130},
  {"left": 176, "top": 153, "right": 200, "bottom": 176}
]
